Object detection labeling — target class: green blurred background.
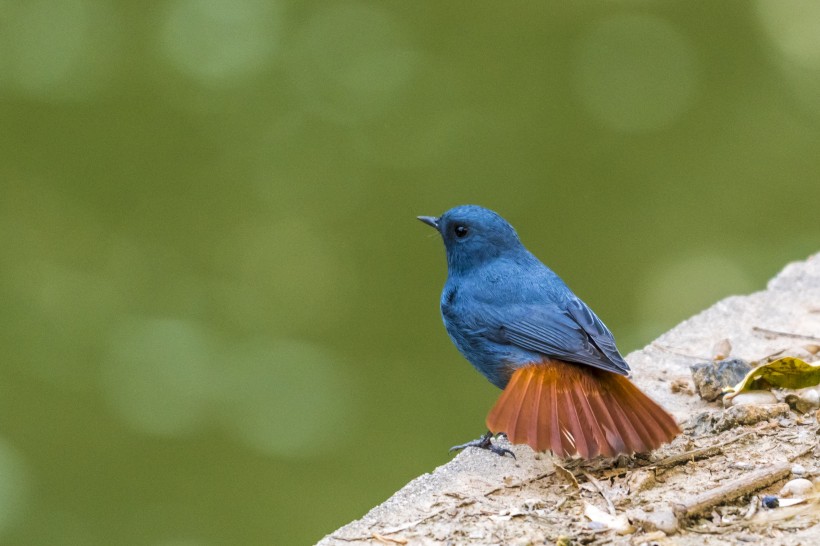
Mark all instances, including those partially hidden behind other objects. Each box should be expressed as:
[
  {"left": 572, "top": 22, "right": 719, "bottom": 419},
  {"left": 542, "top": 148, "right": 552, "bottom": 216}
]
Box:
[{"left": 2, "top": 1, "right": 820, "bottom": 544}]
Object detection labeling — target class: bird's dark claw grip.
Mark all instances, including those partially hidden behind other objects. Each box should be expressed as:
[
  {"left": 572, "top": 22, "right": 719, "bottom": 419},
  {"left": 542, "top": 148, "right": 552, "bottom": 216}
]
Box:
[{"left": 449, "top": 431, "right": 516, "bottom": 459}]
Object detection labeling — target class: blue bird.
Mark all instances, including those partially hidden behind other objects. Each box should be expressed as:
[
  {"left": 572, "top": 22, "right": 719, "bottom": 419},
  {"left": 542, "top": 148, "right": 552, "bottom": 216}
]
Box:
[{"left": 419, "top": 205, "right": 679, "bottom": 459}]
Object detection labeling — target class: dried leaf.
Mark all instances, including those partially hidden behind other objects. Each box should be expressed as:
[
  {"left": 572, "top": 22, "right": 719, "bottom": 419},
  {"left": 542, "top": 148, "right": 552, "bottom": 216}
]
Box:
[
  {"left": 554, "top": 464, "right": 579, "bottom": 489},
  {"left": 777, "top": 497, "right": 808, "bottom": 507},
  {"left": 372, "top": 532, "right": 408, "bottom": 544},
  {"left": 489, "top": 509, "right": 525, "bottom": 522},
  {"left": 713, "top": 338, "right": 732, "bottom": 361},
  {"left": 583, "top": 502, "right": 634, "bottom": 534},
  {"left": 724, "top": 357, "right": 820, "bottom": 402}
]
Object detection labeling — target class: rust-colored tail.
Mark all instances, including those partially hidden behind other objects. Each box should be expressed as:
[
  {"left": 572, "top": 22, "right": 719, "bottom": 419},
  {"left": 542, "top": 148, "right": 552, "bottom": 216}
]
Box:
[{"left": 486, "top": 360, "right": 680, "bottom": 458}]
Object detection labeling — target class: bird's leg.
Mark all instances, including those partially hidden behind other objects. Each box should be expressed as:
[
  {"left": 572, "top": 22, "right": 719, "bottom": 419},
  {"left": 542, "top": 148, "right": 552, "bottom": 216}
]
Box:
[{"left": 449, "top": 430, "right": 515, "bottom": 459}]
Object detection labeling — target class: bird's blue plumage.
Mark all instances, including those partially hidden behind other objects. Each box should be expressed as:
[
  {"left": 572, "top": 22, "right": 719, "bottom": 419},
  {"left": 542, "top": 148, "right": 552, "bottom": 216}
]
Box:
[{"left": 422, "top": 205, "right": 630, "bottom": 389}]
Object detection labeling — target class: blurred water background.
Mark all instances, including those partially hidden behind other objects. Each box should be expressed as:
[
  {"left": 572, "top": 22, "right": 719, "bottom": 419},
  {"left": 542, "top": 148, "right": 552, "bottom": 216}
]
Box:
[{"left": 2, "top": 1, "right": 820, "bottom": 544}]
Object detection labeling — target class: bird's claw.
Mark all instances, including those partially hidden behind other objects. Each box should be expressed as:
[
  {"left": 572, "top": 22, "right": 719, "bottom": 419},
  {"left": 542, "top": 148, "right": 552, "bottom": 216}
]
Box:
[{"left": 449, "top": 431, "right": 516, "bottom": 459}]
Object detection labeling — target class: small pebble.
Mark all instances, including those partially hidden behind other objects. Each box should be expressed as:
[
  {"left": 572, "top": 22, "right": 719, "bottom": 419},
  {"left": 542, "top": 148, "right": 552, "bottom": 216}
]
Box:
[
  {"left": 720, "top": 402, "right": 791, "bottom": 430},
  {"left": 779, "top": 478, "right": 813, "bottom": 497},
  {"left": 791, "top": 464, "right": 806, "bottom": 477},
  {"left": 726, "top": 390, "right": 778, "bottom": 407},
  {"left": 628, "top": 508, "right": 679, "bottom": 535},
  {"left": 801, "top": 388, "right": 819, "bottom": 406},
  {"left": 645, "top": 509, "right": 679, "bottom": 535},
  {"left": 690, "top": 358, "right": 751, "bottom": 402},
  {"left": 787, "top": 389, "right": 820, "bottom": 413},
  {"left": 762, "top": 495, "right": 779, "bottom": 509},
  {"left": 639, "top": 530, "right": 667, "bottom": 542}
]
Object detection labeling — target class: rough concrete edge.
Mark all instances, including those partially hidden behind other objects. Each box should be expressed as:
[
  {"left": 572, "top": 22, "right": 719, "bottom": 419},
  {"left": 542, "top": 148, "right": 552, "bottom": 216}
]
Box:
[{"left": 318, "top": 252, "right": 820, "bottom": 545}]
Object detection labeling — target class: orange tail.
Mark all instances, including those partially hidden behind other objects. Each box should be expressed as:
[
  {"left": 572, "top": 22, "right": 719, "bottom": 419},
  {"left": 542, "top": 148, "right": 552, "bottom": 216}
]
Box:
[{"left": 486, "top": 360, "right": 680, "bottom": 458}]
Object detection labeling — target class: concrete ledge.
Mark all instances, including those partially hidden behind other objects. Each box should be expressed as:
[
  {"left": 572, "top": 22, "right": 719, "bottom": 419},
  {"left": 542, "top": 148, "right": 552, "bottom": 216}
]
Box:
[{"left": 320, "top": 252, "right": 820, "bottom": 546}]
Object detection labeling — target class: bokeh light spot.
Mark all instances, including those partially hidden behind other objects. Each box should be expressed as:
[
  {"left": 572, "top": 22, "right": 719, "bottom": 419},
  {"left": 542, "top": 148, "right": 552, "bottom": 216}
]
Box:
[
  {"left": 159, "top": 0, "right": 281, "bottom": 85},
  {"left": 0, "top": 0, "right": 118, "bottom": 100},
  {"left": 755, "top": 0, "right": 820, "bottom": 69},
  {"left": 573, "top": 14, "right": 698, "bottom": 132},
  {"left": 216, "top": 339, "right": 356, "bottom": 458},
  {"left": 755, "top": 1, "right": 820, "bottom": 119},
  {"left": 102, "top": 318, "right": 214, "bottom": 436}
]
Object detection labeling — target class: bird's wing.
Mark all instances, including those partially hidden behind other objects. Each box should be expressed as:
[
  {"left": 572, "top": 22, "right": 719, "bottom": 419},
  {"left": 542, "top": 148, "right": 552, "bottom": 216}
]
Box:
[
  {"left": 493, "top": 297, "right": 631, "bottom": 376},
  {"left": 564, "top": 297, "right": 629, "bottom": 371}
]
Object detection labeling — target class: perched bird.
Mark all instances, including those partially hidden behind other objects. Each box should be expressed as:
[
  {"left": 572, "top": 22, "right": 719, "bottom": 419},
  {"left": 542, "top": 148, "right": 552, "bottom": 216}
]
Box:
[{"left": 418, "top": 205, "right": 679, "bottom": 459}]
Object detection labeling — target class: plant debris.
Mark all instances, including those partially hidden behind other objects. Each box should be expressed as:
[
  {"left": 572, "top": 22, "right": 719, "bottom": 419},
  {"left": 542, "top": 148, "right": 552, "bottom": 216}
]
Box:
[{"left": 725, "top": 357, "right": 820, "bottom": 403}]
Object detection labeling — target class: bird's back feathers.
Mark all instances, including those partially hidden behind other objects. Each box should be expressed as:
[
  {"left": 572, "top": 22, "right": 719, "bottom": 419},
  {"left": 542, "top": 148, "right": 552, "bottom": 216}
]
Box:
[{"left": 441, "top": 258, "right": 630, "bottom": 385}]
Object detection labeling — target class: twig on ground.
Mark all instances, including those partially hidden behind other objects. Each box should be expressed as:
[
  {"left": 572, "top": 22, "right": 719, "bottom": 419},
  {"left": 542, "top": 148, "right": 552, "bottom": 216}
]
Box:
[
  {"left": 752, "top": 327, "right": 820, "bottom": 343},
  {"left": 788, "top": 444, "right": 816, "bottom": 461},
  {"left": 484, "top": 470, "right": 556, "bottom": 497},
  {"left": 554, "top": 464, "right": 580, "bottom": 490},
  {"left": 381, "top": 501, "right": 474, "bottom": 534},
  {"left": 672, "top": 462, "right": 792, "bottom": 518},
  {"left": 743, "top": 495, "right": 759, "bottom": 520},
  {"left": 581, "top": 471, "right": 616, "bottom": 516},
  {"left": 372, "top": 533, "right": 408, "bottom": 544},
  {"left": 649, "top": 432, "right": 754, "bottom": 470}
]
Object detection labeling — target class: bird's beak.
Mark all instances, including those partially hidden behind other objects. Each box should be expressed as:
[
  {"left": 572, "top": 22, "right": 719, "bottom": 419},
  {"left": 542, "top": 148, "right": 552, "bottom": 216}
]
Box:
[{"left": 417, "top": 216, "right": 440, "bottom": 231}]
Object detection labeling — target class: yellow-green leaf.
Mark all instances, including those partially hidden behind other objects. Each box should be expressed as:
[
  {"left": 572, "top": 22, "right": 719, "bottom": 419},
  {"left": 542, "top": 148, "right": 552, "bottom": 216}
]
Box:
[{"left": 724, "top": 357, "right": 820, "bottom": 402}]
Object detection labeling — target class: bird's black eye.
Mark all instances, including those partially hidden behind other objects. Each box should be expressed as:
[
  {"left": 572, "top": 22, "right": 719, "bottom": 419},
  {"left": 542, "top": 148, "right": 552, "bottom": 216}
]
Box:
[{"left": 454, "top": 224, "right": 469, "bottom": 238}]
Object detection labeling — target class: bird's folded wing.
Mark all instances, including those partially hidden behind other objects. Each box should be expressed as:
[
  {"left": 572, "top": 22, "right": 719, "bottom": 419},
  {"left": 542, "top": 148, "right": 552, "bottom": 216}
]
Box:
[
  {"left": 565, "top": 297, "right": 629, "bottom": 372},
  {"left": 494, "top": 300, "right": 630, "bottom": 376}
]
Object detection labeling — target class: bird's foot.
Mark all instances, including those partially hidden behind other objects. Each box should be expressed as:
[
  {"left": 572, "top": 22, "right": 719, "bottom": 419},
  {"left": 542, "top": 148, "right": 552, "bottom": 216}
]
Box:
[{"left": 449, "top": 431, "right": 516, "bottom": 459}]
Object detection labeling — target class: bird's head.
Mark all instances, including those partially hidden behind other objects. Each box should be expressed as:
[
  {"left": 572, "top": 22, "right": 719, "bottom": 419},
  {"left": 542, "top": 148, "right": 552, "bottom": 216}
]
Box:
[{"left": 418, "top": 205, "right": 525, "bottom": 274}]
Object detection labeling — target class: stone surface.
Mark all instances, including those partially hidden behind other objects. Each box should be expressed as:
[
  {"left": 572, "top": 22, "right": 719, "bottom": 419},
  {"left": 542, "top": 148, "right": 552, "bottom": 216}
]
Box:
[
  {"left": 779, "top": 478, "right": 813, "bottom": 498},
  {"left": 318, "top": 252, "right": 820, "bottom": 546},
  {"left": 690, "top": 358, "right": 752, "bottom": 401},
  {"left": 720, "top": 402, "right": 791, "bottom": 429}
]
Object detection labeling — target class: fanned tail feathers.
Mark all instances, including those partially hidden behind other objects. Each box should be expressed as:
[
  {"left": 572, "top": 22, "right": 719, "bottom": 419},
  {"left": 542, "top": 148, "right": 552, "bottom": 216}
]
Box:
[{"left": 486, "top": 360, "right": 680, "bottom": 458}]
